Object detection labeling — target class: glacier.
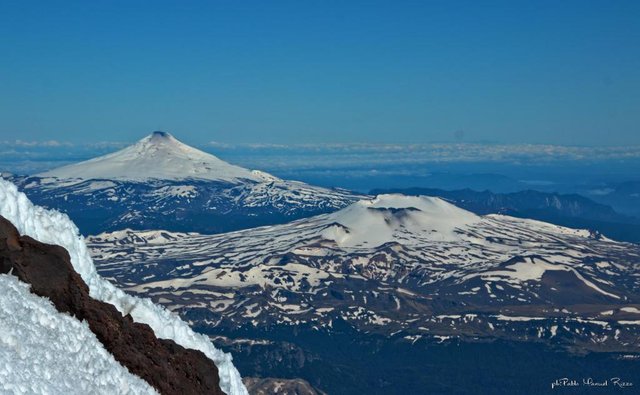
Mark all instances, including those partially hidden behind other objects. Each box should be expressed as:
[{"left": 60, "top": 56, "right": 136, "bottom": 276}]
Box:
[{"left": 0, "top": 178, "right": 248, "bottom": 395}]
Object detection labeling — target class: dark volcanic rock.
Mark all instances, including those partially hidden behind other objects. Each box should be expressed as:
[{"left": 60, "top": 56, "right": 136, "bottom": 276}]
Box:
[
  {"left": 0, "top": 215, "right": 223, "bottom": 395},
  {"left": 243, "top": 377, "right": 325, "bottom": 395}
]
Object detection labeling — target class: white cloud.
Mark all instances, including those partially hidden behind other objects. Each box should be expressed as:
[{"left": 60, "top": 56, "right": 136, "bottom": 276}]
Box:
[
  {"left": 2, "top": 140, "right": 639, "bottom": 176},
  {"left": 1, "top": 140, "right": 73, "bottom": 148},
  {"left": 205, "top": 141, "right": 640, "bottom": 165}
]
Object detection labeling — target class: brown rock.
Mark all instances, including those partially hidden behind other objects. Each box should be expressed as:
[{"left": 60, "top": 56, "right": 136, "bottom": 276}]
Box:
[
  {"left": 0, "top": 215, "right": 224, "bottom": 395},
  {"left": 243, "top": 377, "right": 326, "bottom": 395}
]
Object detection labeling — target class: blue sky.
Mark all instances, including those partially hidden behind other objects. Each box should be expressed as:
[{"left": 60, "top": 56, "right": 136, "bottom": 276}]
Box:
[{"left": 1, "top": 1, "right": 638, "bottom": 145}]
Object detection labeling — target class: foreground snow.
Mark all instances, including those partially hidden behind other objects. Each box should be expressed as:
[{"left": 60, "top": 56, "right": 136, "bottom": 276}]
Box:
[
  {"left": 0, "top": 179, "right": 248, "bottom": 395},
  {"left": 0, "top": 274, "right": 157, "bottom": 395}
]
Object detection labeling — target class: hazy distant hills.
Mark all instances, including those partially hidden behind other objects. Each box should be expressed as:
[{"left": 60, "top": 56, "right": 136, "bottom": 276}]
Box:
[{"left": 584, "top": 180, "right": 640, "bottom": 218}]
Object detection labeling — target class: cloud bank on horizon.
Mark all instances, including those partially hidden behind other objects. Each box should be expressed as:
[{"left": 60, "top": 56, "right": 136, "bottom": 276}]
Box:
[{"left": 1, "top": 139, "right": 640, "bottom": 176}]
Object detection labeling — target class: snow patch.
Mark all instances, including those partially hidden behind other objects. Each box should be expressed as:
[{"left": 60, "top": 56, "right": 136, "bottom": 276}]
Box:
[
  {"left": 618, "top": 320, "right": 640, "bottom": 325},
  {"left": 473, "top": 257, "right": 619, "bottom": 299},
  {"left": 494, "top": 315, "right": 546, "bottom": 322}
]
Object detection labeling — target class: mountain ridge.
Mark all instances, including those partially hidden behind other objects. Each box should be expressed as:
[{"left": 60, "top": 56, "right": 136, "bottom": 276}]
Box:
[
  {"left": 0, "top": 214, "right": 224, "bottom": 395},
  {"left": 0, "top": 178, "right": 248, "bottom": 394}
]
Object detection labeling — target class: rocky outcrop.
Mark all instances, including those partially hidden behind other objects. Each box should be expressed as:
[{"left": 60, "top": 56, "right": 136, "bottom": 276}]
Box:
[
  {"left": 243, "top": 377, "right": 326, "bottom": 395},
  {"left": 0, "top": 215, "right": 224, "bottom": 395}
]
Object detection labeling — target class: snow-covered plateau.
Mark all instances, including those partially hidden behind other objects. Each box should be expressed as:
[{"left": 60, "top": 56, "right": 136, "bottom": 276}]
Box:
[{"left": 88, "top": 194, "right": 640, "bottom": 353}]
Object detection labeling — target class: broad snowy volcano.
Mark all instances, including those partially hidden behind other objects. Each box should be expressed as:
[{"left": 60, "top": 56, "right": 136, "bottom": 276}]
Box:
[
  {"left": 87, "top": 194, "right": 640, "bottom": 393},
  {"left": 10, "top": 132, "right": 361, "bottom": 234},
  {"left": 89, "top": 194, "right": 640, "bottom": 352}
]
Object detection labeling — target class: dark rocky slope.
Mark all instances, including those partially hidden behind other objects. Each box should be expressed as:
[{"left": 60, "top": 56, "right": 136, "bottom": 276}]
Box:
[
  {"left": 0, "top": 215, "right": 224, "bottom": 395},
  {"left": 243, "top": 377, "right": 325, "bottom": 395}
]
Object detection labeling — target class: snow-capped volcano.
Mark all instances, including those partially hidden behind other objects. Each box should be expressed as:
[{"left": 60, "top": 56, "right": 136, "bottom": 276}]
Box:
[
  {"left": 38, "top": 131, "right": 266, "bottom": 183},
  {"left": 9, "top": 132, "right": 362, "bottom": 234}
]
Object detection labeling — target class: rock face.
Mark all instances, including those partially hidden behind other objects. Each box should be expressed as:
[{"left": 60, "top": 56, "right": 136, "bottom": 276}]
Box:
[
  {"left": 0, "top": 215, "right": 224, "bottom": 395},
  {"left": 243, "top": 377, "right": 325, "bottom": 395}
]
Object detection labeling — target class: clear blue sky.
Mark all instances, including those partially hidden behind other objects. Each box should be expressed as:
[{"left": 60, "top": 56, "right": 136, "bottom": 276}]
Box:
[{"left": 1, "top": 0, "right": 638, "bottom": 145}]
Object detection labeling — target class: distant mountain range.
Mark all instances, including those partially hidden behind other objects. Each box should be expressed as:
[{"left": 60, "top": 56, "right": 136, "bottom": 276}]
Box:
[
  {"left": 7, "top": 132, "right": 361, "bottom": 235},
  {"left": 6, "top": 132, "right": 638, "bottom": 243},
  {"left": 371, "top": 187, "right": 640, "bottom": 243},
  {"left": 88, "top": 194, "right": 640, "bottom": 393}
]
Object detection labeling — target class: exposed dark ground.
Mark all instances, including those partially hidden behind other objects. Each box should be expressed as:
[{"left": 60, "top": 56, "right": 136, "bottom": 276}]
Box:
[{"left": 208, "top": 323, "right": 640, "bottom": 395}]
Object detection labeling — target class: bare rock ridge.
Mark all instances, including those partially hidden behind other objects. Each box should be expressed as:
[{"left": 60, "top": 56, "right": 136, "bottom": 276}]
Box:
[
  {"left": 0, "top": 215, "right": 224, "bottom": 395},
  {"left": 243, "top": 377, "right": 326, "bottom": 395}
]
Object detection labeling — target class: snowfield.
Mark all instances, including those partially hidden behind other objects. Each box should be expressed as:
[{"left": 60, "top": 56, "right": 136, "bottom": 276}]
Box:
[
  {"left": 0, "top": 178, "right": 248, "bottom": 395},
  {"left": 0, "top": 274, "right": 157, "bottom": 395}
]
